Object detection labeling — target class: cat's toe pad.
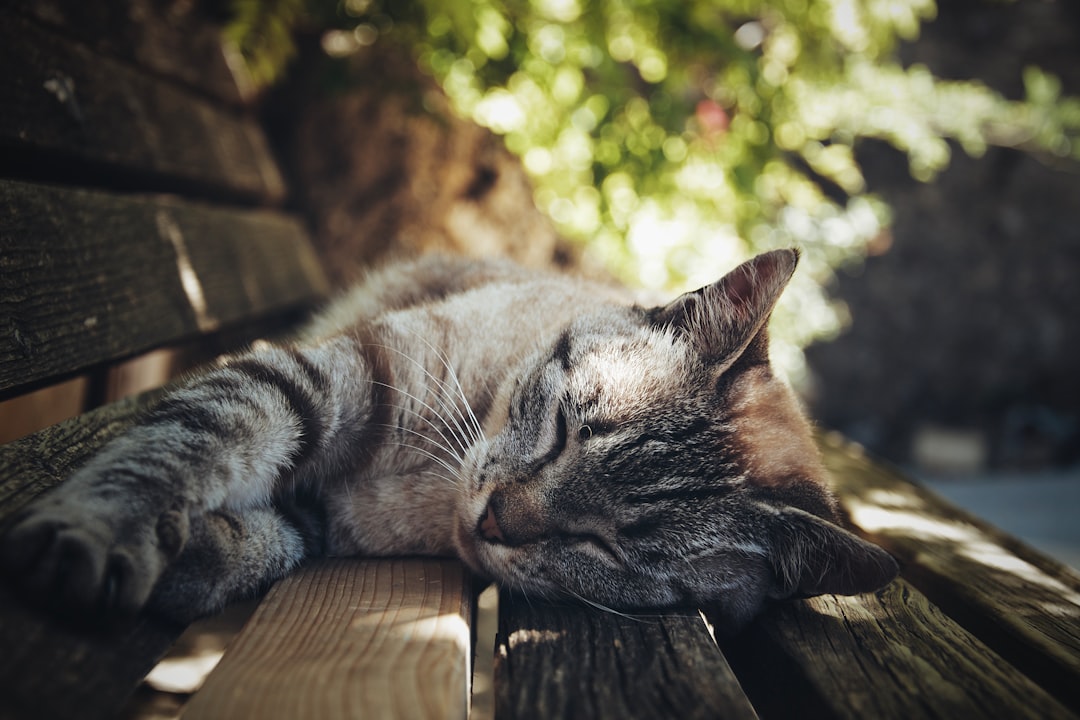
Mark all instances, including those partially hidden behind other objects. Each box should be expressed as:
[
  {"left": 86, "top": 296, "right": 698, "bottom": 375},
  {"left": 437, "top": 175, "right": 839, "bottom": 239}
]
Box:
[{"left": 1, "top": 500, "right": 172, "bottom": 614}]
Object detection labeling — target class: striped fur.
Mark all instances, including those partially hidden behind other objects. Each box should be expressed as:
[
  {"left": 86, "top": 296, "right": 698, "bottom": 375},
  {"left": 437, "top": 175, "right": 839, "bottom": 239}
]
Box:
[{"left": 2, "top": 251, "right": 896, "bottom": 629}]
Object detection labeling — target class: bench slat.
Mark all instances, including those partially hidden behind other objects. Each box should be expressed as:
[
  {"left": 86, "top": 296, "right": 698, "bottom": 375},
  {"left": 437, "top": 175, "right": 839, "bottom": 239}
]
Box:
[
  {"left": 719, "top": 580, "right": 1074, "bottom": 720},
  {"left": 1, "top": 180, "right": 327, "bottom": 398},
  {"left": 181, "top": 559, "right": 473, "bottom": 720},
  {"left": 12, "top": 0, "right": 248, "bottom": 106},
  {"left": 0, "top": 12, "right": 280, "bottom": 201},
  {"left": 820, "top": 434, "right": 1080, "bottom": 712},
  {"left": 0, "top": 389, "right": 179, "bottom": 720},
  {"left": 0, "top": 590, "right": 182, "bottom": 720},
  {"left": 495, "top": 598, "right": 758, "bottom": 719},
  {"left": 0, "top": 388, "right": 161, "bottom": 519}
]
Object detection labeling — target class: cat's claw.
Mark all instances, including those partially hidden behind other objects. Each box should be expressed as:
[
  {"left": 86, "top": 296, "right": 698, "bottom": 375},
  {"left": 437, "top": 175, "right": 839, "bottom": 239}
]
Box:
[{"left": 1, "top": 496, "right": 182, "bottom": 615}]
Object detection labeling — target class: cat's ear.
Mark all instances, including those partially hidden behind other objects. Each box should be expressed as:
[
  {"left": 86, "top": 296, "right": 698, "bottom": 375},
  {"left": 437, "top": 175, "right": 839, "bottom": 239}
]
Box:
[
  {"left": 767, "top": 506, "right": 899, "bottom": 598},
  {"left": 650, "top": 248, "right": 798, "bottom": 364}
]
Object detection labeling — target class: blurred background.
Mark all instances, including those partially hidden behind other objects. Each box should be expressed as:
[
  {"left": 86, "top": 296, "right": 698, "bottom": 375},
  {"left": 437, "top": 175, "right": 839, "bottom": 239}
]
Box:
[
  {"left": 227, "top": 0, "right": 1080, "bottom": 566},
  {"left": 3, "top": 0, "right": 1077, "bottom": 562},
  {"left": 230, "top": 0, "right": 1080, "bottom": 569}
]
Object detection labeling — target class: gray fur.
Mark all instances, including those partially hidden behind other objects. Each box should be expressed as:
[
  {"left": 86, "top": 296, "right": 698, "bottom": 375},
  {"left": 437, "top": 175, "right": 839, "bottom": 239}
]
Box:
[{"left": 1, "top": 250, "right": 897, "bottom": 629}]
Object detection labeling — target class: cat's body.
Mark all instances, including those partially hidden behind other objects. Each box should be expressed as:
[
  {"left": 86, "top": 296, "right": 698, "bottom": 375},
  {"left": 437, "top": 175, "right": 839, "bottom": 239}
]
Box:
[{"left": 1, "top": 250, "right": 896, "bottom": 630}]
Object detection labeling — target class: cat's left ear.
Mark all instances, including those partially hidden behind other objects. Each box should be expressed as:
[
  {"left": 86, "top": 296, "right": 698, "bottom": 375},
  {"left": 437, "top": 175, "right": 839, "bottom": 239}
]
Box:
[
  {"left": 768, "top": 506, "right": 899, "bottom": 598},
  {"left": 650, "top": 248, "right": 798, "bottom": 364}
]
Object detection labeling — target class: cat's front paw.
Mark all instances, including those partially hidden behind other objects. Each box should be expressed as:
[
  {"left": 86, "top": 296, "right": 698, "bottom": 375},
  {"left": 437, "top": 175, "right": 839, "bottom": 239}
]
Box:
[{"left": 1, "top": 493, "right": 189, "bottom": 615}]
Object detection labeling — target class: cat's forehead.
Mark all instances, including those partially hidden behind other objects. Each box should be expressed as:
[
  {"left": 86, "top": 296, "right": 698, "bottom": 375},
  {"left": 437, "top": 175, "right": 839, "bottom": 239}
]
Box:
[
  {"left": 572, "top": 328, "right": 691, "bottom": 383},
  {"left": 562, "top": 319, "right": 701, "bottom": 411}
]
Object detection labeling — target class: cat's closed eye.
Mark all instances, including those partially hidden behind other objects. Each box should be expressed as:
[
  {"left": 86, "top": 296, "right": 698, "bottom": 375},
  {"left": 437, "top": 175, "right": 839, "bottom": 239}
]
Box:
[{"left": 567, "top": 533, "right": 622, "bottom": 566}]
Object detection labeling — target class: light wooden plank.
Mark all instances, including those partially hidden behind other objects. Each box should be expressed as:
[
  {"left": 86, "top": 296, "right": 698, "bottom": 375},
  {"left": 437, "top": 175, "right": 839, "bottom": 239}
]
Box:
[
  {"left": 13, "top": 0, "right": 249, "bottom": 106},
  {"left": 0, "top": 179, "right": 328, "bottom": 397},
  {"left": 0, "top": 11, "right": 279, "bottom": 200},
  {"left": 182, "top": 559, "right": 474, "bottom": 720},
  {"left": 718, "top": 580, "right": 1074, "bottom": 720},
  {"left": 495, "top": 595, "right": 759, "bottom": 720},
  {"left": 819, "top": 432, "right": 1080, "bottom": 712}
]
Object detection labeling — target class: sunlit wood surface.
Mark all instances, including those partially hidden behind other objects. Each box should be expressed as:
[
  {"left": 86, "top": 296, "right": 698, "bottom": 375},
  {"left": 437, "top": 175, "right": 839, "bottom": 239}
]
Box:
[
  {"left": 182, "top": 559, "right": 473, "bottom": 720},
  {"left": 822, "top": 432, "right": 1080, "bottom": 713},
  {"left": 720, "top": 580, "right": 1073, "bottom": 720}
]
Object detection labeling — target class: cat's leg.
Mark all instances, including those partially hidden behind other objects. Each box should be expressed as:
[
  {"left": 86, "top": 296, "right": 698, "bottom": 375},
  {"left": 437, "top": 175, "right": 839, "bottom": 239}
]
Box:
[
  {"left": 1, "top": 335, "right": 382, "bottom": 615},
  {"left": 148, "top": 492, "right": 325, "bottom": 623}
]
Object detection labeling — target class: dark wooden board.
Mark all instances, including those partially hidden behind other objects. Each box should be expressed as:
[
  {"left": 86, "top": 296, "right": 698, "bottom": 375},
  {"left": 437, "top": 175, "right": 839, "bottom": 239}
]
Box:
[
  {"left": 0, "top": 388, "right": 162, "bottom": 520},
  {"left": 819, "top": 433, "right": 1080, "bottom": 713},
  {"left": 495, "top": 595, "right": 758, "bottom": 720},
  {"left": 0, "top": 12, "right": 281, "bottom": 202},
  {"left": 12, "top": 0, "right": 248, "bottom": 106},
  {"left": 718, "top": 580, "right": 1074, "bottom": 720},
  {"left": 0, "top": 590, "right": 183, "bottom": 720},
  {"left": 0, "top": 388, "right": 181, "bottom": 720},
  {"left": 0, "top": 180, "right": 328, "bottom": 397}
]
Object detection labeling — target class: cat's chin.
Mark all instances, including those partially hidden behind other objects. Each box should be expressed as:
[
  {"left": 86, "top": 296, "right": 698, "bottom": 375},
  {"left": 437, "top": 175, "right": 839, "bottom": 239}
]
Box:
[{"left": 451, "top": 515, "right": 492, "bottom": 579}]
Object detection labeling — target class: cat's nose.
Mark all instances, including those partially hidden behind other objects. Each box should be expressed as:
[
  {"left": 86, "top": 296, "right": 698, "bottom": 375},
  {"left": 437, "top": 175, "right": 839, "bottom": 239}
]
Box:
[{"left": 478, "top": 503, "right": 505, "bottom": 543}]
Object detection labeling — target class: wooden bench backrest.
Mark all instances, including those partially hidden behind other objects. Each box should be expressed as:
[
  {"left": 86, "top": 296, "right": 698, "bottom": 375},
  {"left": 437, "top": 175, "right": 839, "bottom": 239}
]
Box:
[{"left": 0, "top": 4, "right": 326, "bottom": 717}]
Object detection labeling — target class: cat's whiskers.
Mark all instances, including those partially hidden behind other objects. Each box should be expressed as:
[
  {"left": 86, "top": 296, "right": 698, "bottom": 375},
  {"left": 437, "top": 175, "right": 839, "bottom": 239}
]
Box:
[
  {"left": 418, "top": 470, "right": 462, "bottom": 490},
  {"left": 379, "top": 421, "right": 465, "bottom": 469},
  {"left": 367, "top": 344, "right": 479, "bottom": 454},
  {"left": 382, "top": 440, "right": 464, "bottom": 486},
  {"left": 378, "top": 397, "right": 470, "bottom": 463},
  {"left": 406, "top": 331, "right": 487, "bottom": 445},
  {"left": 370, "top": 380, "right": 472, "bottom": 460},
  {"left": 556, "top": 585, "right": 652, "bottom": 623}
]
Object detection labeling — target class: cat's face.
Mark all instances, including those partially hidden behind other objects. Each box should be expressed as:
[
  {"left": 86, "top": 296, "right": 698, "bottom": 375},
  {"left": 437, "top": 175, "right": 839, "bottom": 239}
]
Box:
[{"left": 454, "top": 250, "right": 897, "bottom": 630}]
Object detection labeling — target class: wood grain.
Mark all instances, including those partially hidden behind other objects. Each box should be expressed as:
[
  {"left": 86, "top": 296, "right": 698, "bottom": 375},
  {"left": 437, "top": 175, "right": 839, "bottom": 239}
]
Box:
[
  {"left": 0, "top": 12, "right": 280, "bottom": 201},
  {"left": 0, "top": 387, "right": 163, "bottom": 522},
  {"left": 819, "top": 432, "right": 1080, "bottom": 712},
  {"left": 0, "top": 388, "right": 181, "bottom": 720},
  {"left": 182, "top": 559, "right": 474, "bottom": 720},
  {"left": 12, "top": 0, "right": 249, "bottom": 106},
  {"left": 0, "top": 179, "right": 327, "bottom": 397},
  {"left": 0, "top": 588, "right": 183, "bottom": 720},
  {"left": 718, "top": 580, "right": 1075, "bottom": 720},
  {"left": 495, "top": 595, "right": 758, "bottom": 720}
]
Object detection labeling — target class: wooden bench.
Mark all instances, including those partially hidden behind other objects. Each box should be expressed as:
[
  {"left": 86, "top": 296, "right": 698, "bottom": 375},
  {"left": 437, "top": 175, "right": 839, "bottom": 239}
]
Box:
[{"left": 3, "top": 4, "right": 1080, "bottom": 719}]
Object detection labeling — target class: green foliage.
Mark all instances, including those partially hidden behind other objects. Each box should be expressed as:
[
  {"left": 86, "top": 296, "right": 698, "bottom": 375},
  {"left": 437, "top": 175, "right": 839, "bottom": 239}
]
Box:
[{"left": 228, "top": 0, "right": 1080, "bottom": 381}]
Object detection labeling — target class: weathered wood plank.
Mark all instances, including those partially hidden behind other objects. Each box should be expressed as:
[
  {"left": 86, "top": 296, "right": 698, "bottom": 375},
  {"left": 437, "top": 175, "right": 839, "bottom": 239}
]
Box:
[
  {"left": 0, "top": 588, "right": 183, "bottom": 720},
  {"left": 12, "top": 0, "right": 249, "bottom": 106},
  {"left": 0, "top": 387, "right": 163, "bottom": 521},
  {"left": 819, "top": 433, "right": 1080, "bottom": 712},
  {"left": 495, "top": 596, "right": 758, "bottom": 720},
  {"left": 0, "top": 180, "right": 328, "bottom": 397},
  {"left": 0, "top": 12, "right": 280, "bottom": 201},
  {"left": 182, "top": 559, "right": 474, "bottom": 720},
  {"left": 0, "top": 387, "right": 181, "bottom": 720},
  {"left": 718, "top": 580, "right": 1075, "bottom": 720}
]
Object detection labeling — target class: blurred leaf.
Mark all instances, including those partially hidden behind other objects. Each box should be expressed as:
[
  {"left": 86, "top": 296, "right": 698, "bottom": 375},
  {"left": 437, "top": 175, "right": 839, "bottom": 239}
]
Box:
[{"left": 227, "top": 0, "right": 1080, "bottom": 382}]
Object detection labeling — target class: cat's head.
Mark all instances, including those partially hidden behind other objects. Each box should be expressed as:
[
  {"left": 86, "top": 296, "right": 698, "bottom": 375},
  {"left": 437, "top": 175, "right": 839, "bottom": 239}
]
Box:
[{"left": 455, "top": 249, "right": 897, "bottom": 631}]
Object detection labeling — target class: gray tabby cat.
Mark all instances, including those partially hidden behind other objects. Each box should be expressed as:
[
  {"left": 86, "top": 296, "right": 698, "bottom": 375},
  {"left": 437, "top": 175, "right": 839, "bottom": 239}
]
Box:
[{"left": 1, "top": 249, "right": 896, "bottom": 630}]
